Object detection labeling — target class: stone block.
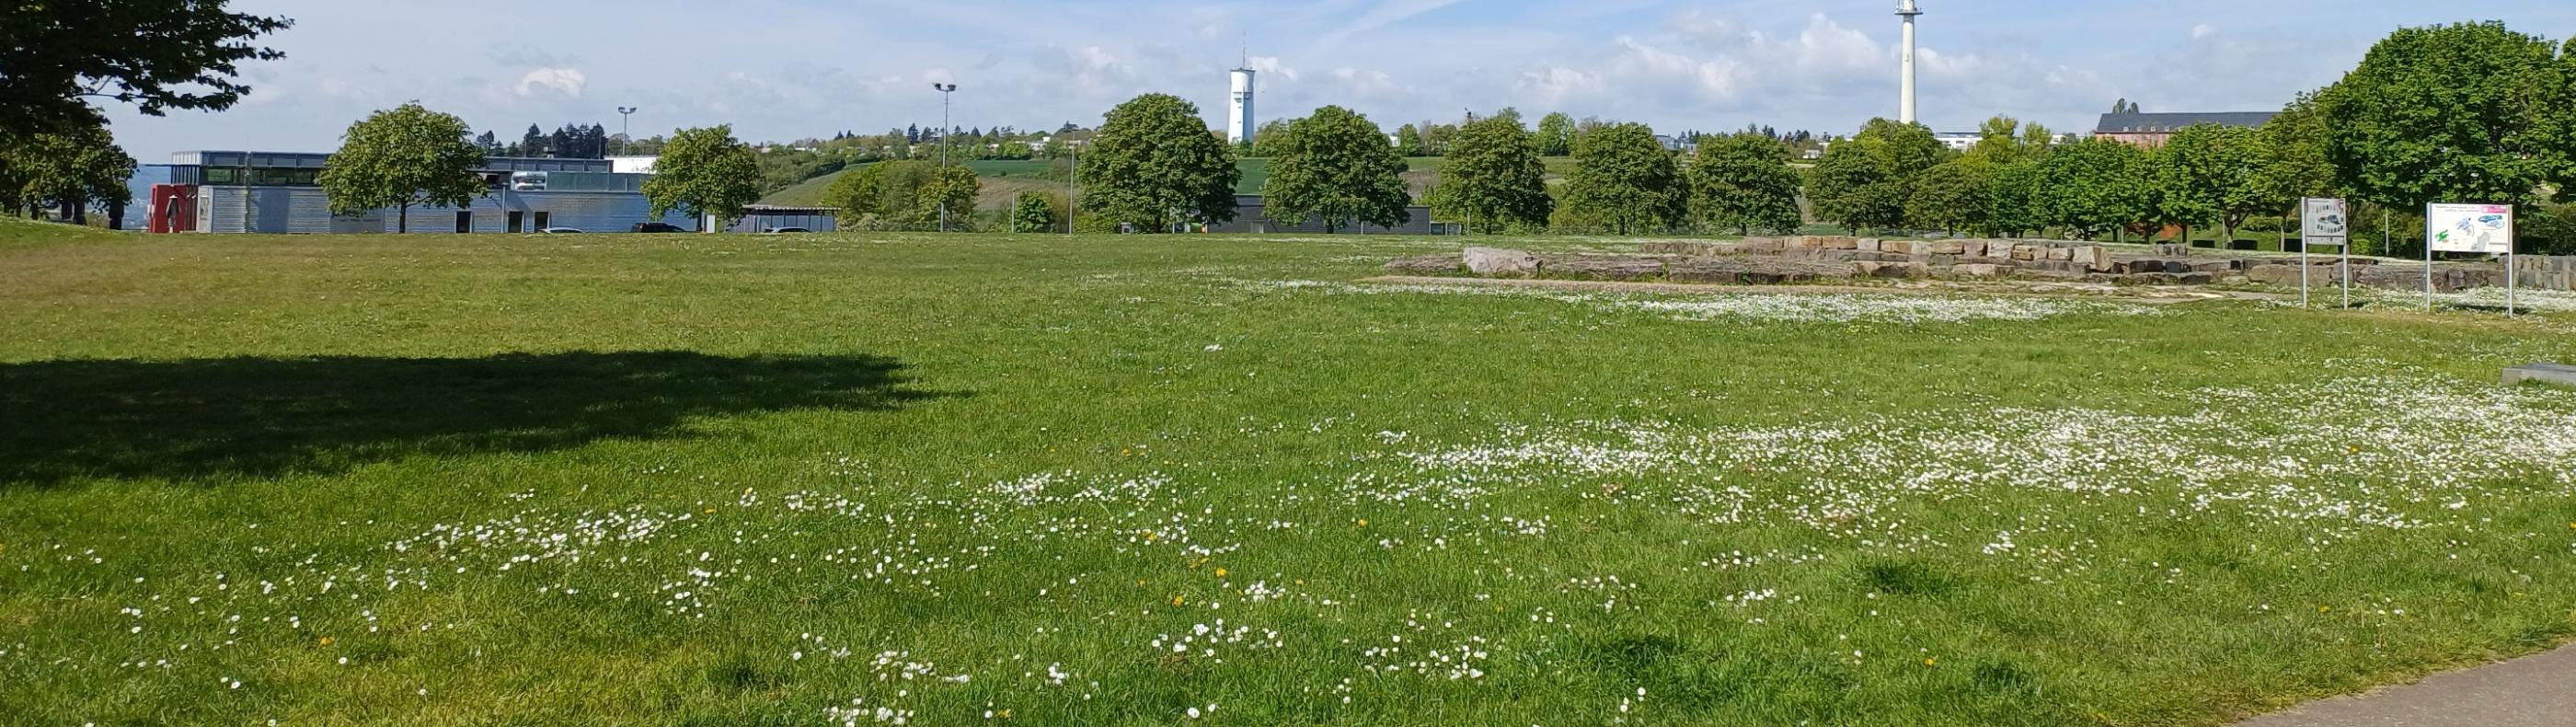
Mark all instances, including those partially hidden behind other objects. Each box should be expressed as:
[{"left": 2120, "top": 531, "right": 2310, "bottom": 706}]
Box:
[
  {"left": 1822, "top": 236, "right": 1859, "bottom": 250},
  {"left": 1465, "top": 247, "right": 1540, "bottom": 276},
  {"left": 1880, "top": 240, "right": 1912, "bottom": 255},
  {"left": 1951, "top": 263, "right": 2002, "bottom": 279},
  {"left": 1741, "top": 237, "right": 1784, "bottom": 252},
  {"left": 1855, "top": 237, "right": 1881, "bottom": 252},
  {"left": 2504, "top": 363, "right": 2576, "bottom": 387},
  {"left": 1929, "top": 240, "right": 1966, "bottom": 255},
  {"left": 2047, "top": 247, "right": 2075, "bottom": 261},
  {"left": 1960, "top": 239, "right": 1988, "bottom": 258},
  {"left": 2011, "top": 244, "right": 2040, "bottom": 261}
]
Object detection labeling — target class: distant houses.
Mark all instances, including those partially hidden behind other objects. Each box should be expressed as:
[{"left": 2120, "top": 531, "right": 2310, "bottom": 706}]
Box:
[{"left": 2092, "top": 111, "right": 2276, "bottom": 149}]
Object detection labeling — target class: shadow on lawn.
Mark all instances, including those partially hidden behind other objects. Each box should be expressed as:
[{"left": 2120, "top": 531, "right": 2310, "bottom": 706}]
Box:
[{"left": 0, "top": 351, "right": 957, "bottom": 486}]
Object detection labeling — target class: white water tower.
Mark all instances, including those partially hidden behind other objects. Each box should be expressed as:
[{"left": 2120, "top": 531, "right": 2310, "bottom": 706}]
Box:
[{"left": 1228, "top": 65, "right": 1257, "bottom": 144}]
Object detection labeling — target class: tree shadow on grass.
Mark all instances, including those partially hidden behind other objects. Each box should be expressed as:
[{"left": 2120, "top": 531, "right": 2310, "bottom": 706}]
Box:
[{"left": 0, "top": 352, "right": 958, "bottom": 487}]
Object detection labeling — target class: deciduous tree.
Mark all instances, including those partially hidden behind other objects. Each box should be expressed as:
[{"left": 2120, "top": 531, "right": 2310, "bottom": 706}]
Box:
[
  {"left": 1265, "top": 106, "right": 1411, "bottom": 233},
  {"left": 643, "top": 124, "right": 762, "bottom": 232},
  {"left": 1012, "top": 190, "right": 1059, "bottom": 233},
  {"left": 1535, "top": 112, "right": 1577, "bottom": 156},
  {"left": 1077, "top": 94, "right": 1239, "bottom": 232},
  {"left": 1561, "top": 123, "right": 1686, "bottom": 235},
  {"left": 2154, "top": 123, "right": 2264, "bottom": 244},
  {"left": 0, "top": 1, "right": 292, "bottom": 138},
  {"left": 918, "top": 164, "right": 981, "bottom": 230},
  {"left": 1806, "top": 143, "right": 1903, "bottom": 234},
  {"left": 2321, "top": 22, "right": 2576, "bottom": 210},
  {"left": 1438, "top": 114, "right": 1554, "bottom": 234},
  {"left": 1687, "top": 133, "right": 1803, "bottom": 235},
  {"left": 2032, "top": 137, "right": 2150, "bottom": 240},
  {"left": 316, "top": 103, "right": 486, "bottom": 234},
  {"left": 1905, "top": 160, "right": 1988, "bottom": 236}
]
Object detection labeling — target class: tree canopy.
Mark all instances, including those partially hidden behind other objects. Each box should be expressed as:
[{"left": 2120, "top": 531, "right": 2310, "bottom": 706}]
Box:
[
  {"left": 2152, "top": 123, "right": 2264, "bottom": 243},
  {"left": 1535, "top": 113, "right": 1577, "bottom": 156},
  {"left": 643, "top": 125, "right": 763, "bottom": 231},
  {"left": 0, "top": 1, "right": 293, "bottom": 137},
  {"left": 2031, "top": 137, "right": 2150, "bottom": 240},
  {"left": 1077, "top": 94, "right": 1240, "bottom": 232},
  {"left": 2, "top": 121, "right": 137, "bottom": 224},
  {"left": 1906, "top": 160, "right": 1989, "bottom": 236},
  {"left": 316, "top": 103, "right": 486, "bottom": 233},
  {"left": 1437, "top": 114, "right": 1554, "bottom": 234},
  {"left": 1560, "top": 123, "right": 1686, "bottom": 235},
  {"left": 1806, "top": 142, "right": 1904, "bottom": 234},
  {"left": 1687, "top": 133, "right": 1803, "bottom": 235},
  {"left": 2320, "top": 21, "right": 2576, "bottom": 209},
  {"left": 1264, "top": 106, "right": 1411, "bottom": 233}
]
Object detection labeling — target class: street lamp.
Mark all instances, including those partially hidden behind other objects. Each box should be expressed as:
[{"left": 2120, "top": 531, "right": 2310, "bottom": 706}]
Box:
[
  {"left": 615, "top": 106, "right": 638, "bottom": 153},
  {"left": 932, "top": 82, "right": 959, "bottom": 232}
]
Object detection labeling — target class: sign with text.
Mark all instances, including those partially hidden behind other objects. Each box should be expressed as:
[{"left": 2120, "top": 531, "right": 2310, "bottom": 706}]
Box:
[
  {"left": 2427, "top": 203, "right": 2514, "bottom": 254},
  {"left": 2301, "top": 198, "right": 2348, "bottom": 248}
]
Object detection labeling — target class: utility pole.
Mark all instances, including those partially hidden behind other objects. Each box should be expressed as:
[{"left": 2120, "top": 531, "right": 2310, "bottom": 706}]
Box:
[
  {"left": 933, "top": 83, "right": 959, "bottom": 232},
  {"left": 615, "top": 107, "right": 637, "bottom": 153}
]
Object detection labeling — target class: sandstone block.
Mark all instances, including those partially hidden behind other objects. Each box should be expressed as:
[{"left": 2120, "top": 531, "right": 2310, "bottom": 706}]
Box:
[{"left": 1464, "top": 247, "right": 1540, "bottom": 276}]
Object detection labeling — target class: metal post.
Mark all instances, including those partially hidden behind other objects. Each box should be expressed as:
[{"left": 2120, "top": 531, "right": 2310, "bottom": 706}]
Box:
[
  {"left": 2424, "top": 203, "right": 2434, "bottom": 311},
  {"left": 1066, "top": 143, "right": 1077, "bottom": 237},
  {"left": 933, "top": 83, "right": 958, "bottom": 233},
  {"left": 2507, "top": 245, "right": 2518, "bottom": 317},
  {"left": 2340, "top": 236, "right": 2351, "bottom": 309},
  {"left": 616, "top": 107, "right": 637, "bottom": 154}
]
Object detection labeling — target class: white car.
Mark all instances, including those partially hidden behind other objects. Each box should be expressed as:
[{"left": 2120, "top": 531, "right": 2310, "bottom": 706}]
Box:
[{"left": 537, "top": 227, "right": 584, "bottom": 234}]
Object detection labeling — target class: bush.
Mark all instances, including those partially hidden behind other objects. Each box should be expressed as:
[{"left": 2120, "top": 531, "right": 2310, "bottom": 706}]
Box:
[{"left": 2526, "top": 202, "right": 2576, "bottom": 256}]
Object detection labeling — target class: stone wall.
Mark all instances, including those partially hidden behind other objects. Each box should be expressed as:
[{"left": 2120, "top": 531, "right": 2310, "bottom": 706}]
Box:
[{"left": 1393, "top": 242, "right": 2576, "bottom": 293}]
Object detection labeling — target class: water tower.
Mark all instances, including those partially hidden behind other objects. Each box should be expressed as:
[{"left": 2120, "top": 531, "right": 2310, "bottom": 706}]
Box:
[{"left": 1228, "top": 63, "right": 1257, "bottom": 144}]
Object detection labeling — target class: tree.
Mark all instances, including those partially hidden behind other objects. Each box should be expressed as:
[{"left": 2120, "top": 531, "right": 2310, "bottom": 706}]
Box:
[
  {"left": 919, "top": 164, "right": 980, "bottom": 230},
  {"left": 821, "top": 164, "right": 888, "bottom": 226},
  {"left": 1687, "top": 133, "right": 1803, "bottom": 235},
  {"left": 1078, "top": 94, "right": 1239, "bottom": 232},
  {"left": 4, "top": 121, "right": 137, "bottom": 225},
  {"left": 0, "top": 2, "right": 292, "bottom": 138},
  {"left": 2253, "top": 93, "right": 2338, "bottom": 213},
  {"left": 1806, "top": 143, "right": 1903, "bottom": 233},
  {"left": 1906, "top": 160, "right": 1989, "bottom": 235},
  {"left": 2031, "top": 137, "right": 2150, "bottom": 239},
  {"left": 1012, "top": 190, "right": 1059, "bottom": 233},
  {"left": 1561, "top": 123, "right": 1686, "bottom": 235},
  {"left": 1393, "top": 124, "right": 1426, "bottom": 156},
  {"left": 2152, "top": 123, "right": 2263, "bottom": 244},
  {"left": 1265, "top": 106, "right": 1411, "bottom": 233},
  {"left": 1535, "top": 112, "right": 1577, "bottom": 156},
  {"left": 315, "top": 103, "right": 484, "bottom": 234},
  {"left": 519, "top": 124, "right": 546, "bottom": 158},
  {"left": 1438, "top": 113, "right": 1554, "bottom": 234},
  {"left": 644, "top": 124, "right": 762, "bottom": 232},
  {"left": 1852, "top": 118, "right": 1949, "bottom": 182},
  {"left": 1248, "top": 119, "right": 1296, "bottom": 158},
  {"left": 1985, "top": 159, "right": 2046, "bottom": 237},
  {"left": 2320, "top": 22, "right": 2576, "bottom": 211}
]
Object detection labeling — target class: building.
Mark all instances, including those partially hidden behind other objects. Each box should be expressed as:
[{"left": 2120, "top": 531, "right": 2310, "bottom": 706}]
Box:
[
  {"left": 147, "top": 151, "right": 696, "bottom": 234},
  {"left": 2092, "top": 111, "right": 2276, "bottom": 149},
  {"left": 605, "top": 156, "right": 659, "bottom": 174},
  {"left": 1203, "top": 195, "right": 1433, "bottom": 235},
  {"left": 1227, "top": 66, "right": 1258, "bottom": 145},
  {"left": 1933, "top": 132, "right": 1980, "bottom": 152}
]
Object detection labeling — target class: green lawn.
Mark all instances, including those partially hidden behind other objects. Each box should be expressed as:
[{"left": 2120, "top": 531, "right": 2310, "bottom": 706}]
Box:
[{"left": 4, "top": 224, "right": 2575, "bottom": 725}]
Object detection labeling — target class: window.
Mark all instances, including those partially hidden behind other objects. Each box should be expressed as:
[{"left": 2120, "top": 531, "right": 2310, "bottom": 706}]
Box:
[
  {"left": 251, "top": 167, "right": 295, "bottom": 186},
  {"left": 455, "top": 211, "right": 473, "bottom": 234},
  {"left": 203, "top": 167, "right": 239, "bottom": 185},
  {"left": 533, "top": 212, "right": 550, "bottom": 230},
  {"left": 506, "top": 211, "right": 524, "bottom": 233}
]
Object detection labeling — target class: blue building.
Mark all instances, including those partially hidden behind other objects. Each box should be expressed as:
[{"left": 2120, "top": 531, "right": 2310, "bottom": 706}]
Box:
[{"left": 151, "top": 151, "right": 701, "bottom": 234}]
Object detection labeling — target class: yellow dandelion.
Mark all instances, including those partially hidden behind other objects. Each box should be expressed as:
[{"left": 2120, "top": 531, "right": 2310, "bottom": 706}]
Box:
[
  {"left": 1213, "top": 568, "right": 1228, "bottom": 578},
  {"left": 317, "top": 636, "right": 334, "bottom": 646},
  {"left": 1922, "top": 658, "right": 1936, "bottom": 666},
  {"left": 1356, "top": 518, "right": 1368, "bottom": 527},
  {"left": 1170, "top": 595, "right": 1185, "bottom": 606},
  {"left": 2318, "top": 606, "right": 2331, "bottom": 613},
  {"left": 703, "top": 507, "right": 716, "bottom": 514}
]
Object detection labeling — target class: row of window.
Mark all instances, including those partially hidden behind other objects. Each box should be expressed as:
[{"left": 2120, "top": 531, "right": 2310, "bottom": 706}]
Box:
[{"left": 196, "top": 167, "right": 323, "bottom": 187}]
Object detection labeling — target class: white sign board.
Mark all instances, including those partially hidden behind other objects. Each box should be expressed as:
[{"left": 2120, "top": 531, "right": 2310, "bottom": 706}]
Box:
[
  {"left": 2300, "top": 198, "right": 2348, "bottom": 248},
  {"left": 2427, "top": 203, "right": 2514, "bottom": 254}
]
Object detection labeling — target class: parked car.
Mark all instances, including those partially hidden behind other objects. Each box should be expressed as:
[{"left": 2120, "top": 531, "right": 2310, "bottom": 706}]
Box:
[
  {"left": 536, "top": 227, "right": 584, "bottom": 234},
  {"left": 631, "top": 222, "right": 687, "bottom": 233},
  {"left": 763, "top": 226, "right": 811, "bottom": 234}
]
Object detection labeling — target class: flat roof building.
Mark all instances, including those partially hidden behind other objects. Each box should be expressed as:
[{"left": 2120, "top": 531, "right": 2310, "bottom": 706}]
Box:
[{"left": 148, "top": 150, "right": 707, "bottom": 234}]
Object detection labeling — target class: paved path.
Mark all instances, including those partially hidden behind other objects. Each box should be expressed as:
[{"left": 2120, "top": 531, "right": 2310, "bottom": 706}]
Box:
[{"left": 2235, "top": 645, "right": 2576, "bottom": 726}]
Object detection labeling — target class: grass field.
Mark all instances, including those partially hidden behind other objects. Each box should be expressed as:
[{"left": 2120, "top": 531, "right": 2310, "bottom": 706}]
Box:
[{"left": 4, "top": 222, "right": 2575, "bottom": 725}]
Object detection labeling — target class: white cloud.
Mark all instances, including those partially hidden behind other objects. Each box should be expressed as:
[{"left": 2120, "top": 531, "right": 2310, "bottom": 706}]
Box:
[
  {"left": 2192, "top": 24, "right": 2219, "bottom": 40},
  {"left": 513, "top": 67, "right": 586, "bottom": 98}
]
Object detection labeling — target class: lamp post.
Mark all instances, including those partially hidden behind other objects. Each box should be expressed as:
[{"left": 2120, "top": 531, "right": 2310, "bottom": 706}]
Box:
[
  {"left": 932, "top": 82, "right": 959, "bottom": 232},
  {"left": 615, "top": 106, "right": 638, "bottom": 154}
]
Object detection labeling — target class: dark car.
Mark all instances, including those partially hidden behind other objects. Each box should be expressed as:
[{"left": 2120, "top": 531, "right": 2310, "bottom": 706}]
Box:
[{"left": 631, "top": 222, "right": 688, "bottom": 233}]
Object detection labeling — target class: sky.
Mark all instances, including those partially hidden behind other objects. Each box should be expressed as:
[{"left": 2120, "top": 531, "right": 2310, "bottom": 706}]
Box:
[{"left": 102, "top": 0, "right": 2576, "bottom": 161}]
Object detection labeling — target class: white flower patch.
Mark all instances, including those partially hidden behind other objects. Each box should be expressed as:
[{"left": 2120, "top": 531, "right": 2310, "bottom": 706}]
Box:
[{"left": 1219, "top": 278, "right": 2161, "bottom": 323}]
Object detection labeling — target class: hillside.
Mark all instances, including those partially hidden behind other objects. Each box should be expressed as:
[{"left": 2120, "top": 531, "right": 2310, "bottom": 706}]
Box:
[{"left": 761, "top": 156, "right": 1581, "bottom": 212}]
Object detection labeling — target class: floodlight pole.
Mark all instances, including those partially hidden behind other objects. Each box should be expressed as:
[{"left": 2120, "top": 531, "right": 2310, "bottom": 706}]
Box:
[
  {"left": 616, "top": 107, "right": 638, "bottom": 153},
  {"left": 934, "top": 83, "right": 959, "bottom": 232},
  {"left": 1067, "top": 143, "right": 1078, "bottom": 237}
]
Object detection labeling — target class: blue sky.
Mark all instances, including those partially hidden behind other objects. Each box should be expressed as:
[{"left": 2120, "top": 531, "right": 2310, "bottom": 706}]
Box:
[{"left": 103, "top": 1, "right": 2576, "bottom": 160}]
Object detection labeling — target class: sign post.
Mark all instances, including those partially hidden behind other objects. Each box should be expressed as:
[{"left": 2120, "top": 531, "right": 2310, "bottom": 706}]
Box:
[
  {"left": 2300, "top": 198, "right": 2349, "bottom": 308},
  {"left": 2425, "top": 202, "right": 2517, "bottom": 316}
]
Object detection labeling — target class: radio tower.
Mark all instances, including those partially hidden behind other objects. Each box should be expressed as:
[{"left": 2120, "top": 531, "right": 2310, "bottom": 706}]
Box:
[{"left": 1897, "top": 0, "right": 1921, "bottom": 124}]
